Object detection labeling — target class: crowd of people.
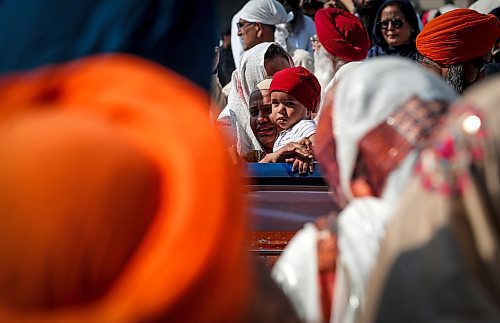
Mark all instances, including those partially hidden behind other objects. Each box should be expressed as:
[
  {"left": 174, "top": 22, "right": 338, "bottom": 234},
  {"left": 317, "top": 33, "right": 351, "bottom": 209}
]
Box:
[{"left": 0, "top": 0, "right": 499, "bottom": 322}]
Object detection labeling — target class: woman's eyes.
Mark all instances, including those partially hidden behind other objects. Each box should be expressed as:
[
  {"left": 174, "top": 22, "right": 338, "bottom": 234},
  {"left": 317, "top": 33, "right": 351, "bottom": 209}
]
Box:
[{"left": 249, "top": 108, "right": 258, "bottom": 117}]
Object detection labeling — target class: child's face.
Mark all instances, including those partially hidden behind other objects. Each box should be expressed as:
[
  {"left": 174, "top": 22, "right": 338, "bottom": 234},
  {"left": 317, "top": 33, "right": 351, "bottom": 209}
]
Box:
[{"left": 270, "top": 91, "right": 309, "bottom": 130}]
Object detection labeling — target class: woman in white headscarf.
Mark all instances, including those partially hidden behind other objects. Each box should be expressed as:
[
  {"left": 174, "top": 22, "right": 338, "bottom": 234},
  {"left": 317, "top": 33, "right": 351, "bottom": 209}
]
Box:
[
  {"left": 273, "top": 57, "right": 457, "bottom": 323},
  {"left": 327, "top": 57, "right": 458, "bottom": 323},
  {"left": 365, "top": 75, "right": 500, "bottom": 323},
  {"left": 218, "top": 42, "right": 293, "bottom": 157}
]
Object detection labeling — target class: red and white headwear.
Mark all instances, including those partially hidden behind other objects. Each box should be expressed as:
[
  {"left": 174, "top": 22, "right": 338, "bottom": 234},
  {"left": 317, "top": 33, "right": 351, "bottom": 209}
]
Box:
[
  {"left": 314, "top": 8, "right": 370, "bottom": 62},
  {"left": 269, "top": 66, "right": 321, "bottom": 113}
]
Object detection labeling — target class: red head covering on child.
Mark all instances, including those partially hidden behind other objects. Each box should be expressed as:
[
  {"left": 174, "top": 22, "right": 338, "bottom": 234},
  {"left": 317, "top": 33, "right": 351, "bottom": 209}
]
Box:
[{"left": 269, "top": 66, "right": 321, "bottom": 113}]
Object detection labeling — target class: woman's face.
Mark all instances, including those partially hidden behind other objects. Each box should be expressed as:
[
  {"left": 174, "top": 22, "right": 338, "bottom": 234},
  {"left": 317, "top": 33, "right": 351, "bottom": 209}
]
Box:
[
  {"left": 249, "top": 89, "right": 278, "bottom": 152},
  {"left": 379, "top": 4, "right": 412, "bottom": 47}
]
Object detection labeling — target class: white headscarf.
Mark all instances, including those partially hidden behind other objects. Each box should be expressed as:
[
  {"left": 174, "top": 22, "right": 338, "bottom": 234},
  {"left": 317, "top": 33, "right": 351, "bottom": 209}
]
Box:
[
  {"left": 334, "top": 57, "right": 457, "bottom": 201},
  {"left": 315, "top": 61, "right": 364, "bottom": 122},
  {"left": 469, "top": 0, "right": 500, "bottom": 14},
  {"left": 218, "top": 42, "right": 292, "bottom": 155},
  {"left": 331, "top": 57, "right": 457, "bottom": 323},
  {"left": 239, "top": 0, "right": 293, "bottom": 26}
]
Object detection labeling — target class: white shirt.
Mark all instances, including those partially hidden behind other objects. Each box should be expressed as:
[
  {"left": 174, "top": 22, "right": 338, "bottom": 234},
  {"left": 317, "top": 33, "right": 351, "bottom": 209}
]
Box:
[{"left": 273, "top": 119, "right": 316, "bottom": 152}]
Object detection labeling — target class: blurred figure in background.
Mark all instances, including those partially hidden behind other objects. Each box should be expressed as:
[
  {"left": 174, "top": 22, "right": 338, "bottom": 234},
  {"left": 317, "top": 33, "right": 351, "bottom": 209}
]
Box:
[
  {"left": 352, "top": 0, "right": 384, "bottom": 41},
  {"left": 469, "top": 1, "right": 500, "bottom": 75},
  {"left": 365, "top": 75, "right": 500, "bottom": 323},
  {"left": 281, "top": 0, "right": 317, "bottom": 54},
  {"left": 416, "top": 9, "right": 500, "bottom": 93},
  {"left": 439, "top": 0, "right": 458, "bottom": 14},
  {"left": 367, "top": 0, "right": 420, "bottom": 58},
  {"left": 420, "top": 8, "right": 440, "bottom": 25},
  {"left": 303, "top": 0, "right": 324, "bottom": 18},
  {"left": 323, "top": 0, "right": 355, "bottom": 13},
  {"left": 218, "top": 26, "right": 236, "bottom": 87},
  {"left": 273, "top": 57, "right": 457, "bottom": 323},
  {"left": 0, "top": 54, "right": 251, "bottom": 322},
  {"left": 0, "top": 0, "right": 216, "bottom": 90},
  {"left": 469, "top": 0, "right": 500, "bottom": 14}
]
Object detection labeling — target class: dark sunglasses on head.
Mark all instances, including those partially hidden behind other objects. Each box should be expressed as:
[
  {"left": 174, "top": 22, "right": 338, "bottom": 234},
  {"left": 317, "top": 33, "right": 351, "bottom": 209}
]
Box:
[
  {"left": 378, "top": 18, "right": 405, "bottom": 30},
  {"left": 236, "top": 21, "right": 256, "bottom": 31}
]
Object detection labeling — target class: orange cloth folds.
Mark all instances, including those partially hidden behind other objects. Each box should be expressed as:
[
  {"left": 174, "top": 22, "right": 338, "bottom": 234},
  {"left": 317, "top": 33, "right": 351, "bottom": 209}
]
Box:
[
  {"left": 0, "top": 54, "right": 251, "bottom": 322},
  {"left": 416, "top": 9, "right": 500, "bottom": 65}
]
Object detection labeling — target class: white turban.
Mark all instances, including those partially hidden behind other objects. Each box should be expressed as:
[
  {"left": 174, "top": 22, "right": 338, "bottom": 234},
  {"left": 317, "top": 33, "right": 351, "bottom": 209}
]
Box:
[{"left": 239, "top": 0, "right": 293, "bottom": 25}]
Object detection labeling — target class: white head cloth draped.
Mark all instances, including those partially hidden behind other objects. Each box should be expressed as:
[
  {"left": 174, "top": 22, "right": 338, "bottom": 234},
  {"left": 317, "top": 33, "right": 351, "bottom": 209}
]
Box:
[
  {"left": 239, "top": 0, "right": 293, "bottom": 25},
  {"left": 315, "top": 61, "right": 363, "bottom": 122},
  {"left": 218, "top": 42, "right": 292, "bottom": 155},
  {"left": 334, "top": 57, "right": 457, "bottom": 202},
  {"left": 469, "top": 0, "right": 500, "bottom": 14},
  {"left": 331, "top": 57, "right": 457, "bottom": 323}
]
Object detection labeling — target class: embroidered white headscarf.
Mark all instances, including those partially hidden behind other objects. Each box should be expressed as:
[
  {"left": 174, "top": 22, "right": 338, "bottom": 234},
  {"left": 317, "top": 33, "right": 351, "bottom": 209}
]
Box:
[
  {"left": 218, "top": 42, "right": 293, "bottom": 155},
  {"left": 334, "top": 57, "right": 457, "bottom": 202},
  {"left": 331, "top": 57, "right": 457, "bottom": 323}
]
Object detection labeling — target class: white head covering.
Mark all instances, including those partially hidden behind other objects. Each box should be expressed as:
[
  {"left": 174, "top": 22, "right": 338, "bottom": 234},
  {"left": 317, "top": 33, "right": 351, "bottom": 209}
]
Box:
[
  {"left": 334, "top": 57, "right": 457, "bottom": 201},
  {"left": 315, "top": 61, "right": 363, "bottom": 123},
  {"left": 239, "top": 0, "right": 293, "bottom": 25},
  {"left": 469, "top": 0, "right": 500, "bottom": 14},
  {"left": 217, "top": 42, "right": 293, "bottom": 155},
  {"left": 331, "top": 57, "right": 457, "bottom": 323}
]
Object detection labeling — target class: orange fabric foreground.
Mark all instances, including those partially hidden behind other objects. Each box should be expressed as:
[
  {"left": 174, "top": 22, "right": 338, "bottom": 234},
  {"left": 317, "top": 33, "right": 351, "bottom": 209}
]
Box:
[{"left": 0, "top": 54, "right": 251, "bottom": 322}]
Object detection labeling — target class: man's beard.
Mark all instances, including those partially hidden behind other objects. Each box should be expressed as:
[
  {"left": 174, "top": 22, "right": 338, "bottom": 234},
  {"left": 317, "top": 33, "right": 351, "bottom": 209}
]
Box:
[
  {"left": 314, "top": 46, "right": 336, "bottom": 89},
  {"left": 445, "top": 64, "right": 466, "bottom": 94}
]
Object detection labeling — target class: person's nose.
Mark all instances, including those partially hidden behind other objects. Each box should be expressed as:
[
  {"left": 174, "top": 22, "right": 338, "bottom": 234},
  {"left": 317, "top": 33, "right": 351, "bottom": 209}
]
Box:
[
  {"left": 275, "top": 103, "right": 286, "bottom": 114},
  {"left": 387, "top": 21, "right": 396, "bottom": 31},
  {"left": 257, "top": 112, "right": 270, "bottom": 123}
]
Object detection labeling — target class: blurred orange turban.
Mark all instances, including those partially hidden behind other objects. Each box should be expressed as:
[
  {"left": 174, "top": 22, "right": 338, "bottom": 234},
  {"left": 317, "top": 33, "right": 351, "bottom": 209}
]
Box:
[
  {"left": 0, "top": 55, "right": 250, "bottom": 322},
  {"left": 417, "top": 9, "right": 500, "bottom": 65}
]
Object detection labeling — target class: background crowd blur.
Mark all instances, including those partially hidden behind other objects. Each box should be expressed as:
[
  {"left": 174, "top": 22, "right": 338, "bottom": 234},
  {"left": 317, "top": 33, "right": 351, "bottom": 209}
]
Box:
[{"left": 0, "top": 0, "right": 498, "bottom": 322}]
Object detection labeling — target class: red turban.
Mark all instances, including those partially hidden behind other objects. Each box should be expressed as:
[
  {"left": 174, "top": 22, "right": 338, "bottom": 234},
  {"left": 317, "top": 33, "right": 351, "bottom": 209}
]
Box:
[
  {"left": 417, "top": 9, "right": 500, "bottom": 65},
  {"left": 270, "top": 66, "right": 321, "bottom": 112},
  {"left": 314, "top": 8, "right": 370, "bottom": 61}
]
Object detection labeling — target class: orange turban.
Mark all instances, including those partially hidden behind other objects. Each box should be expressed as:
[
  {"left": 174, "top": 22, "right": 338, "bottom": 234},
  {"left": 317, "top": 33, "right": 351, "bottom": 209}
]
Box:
[
  {"left": 0, "top": 55, "right": 250, "bottom": 322},
  {"left": 417, "top": 9, "right": 500, "bottom": 65}
]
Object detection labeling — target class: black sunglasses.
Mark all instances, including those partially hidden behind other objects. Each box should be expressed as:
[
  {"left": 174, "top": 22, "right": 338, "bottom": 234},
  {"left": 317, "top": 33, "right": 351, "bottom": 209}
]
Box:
[
  {"left": 378, "top": 18, "right": 405, "bottom": 30},
  {"left": 236, "top": 21, "right": 256, "bottom": 31}
]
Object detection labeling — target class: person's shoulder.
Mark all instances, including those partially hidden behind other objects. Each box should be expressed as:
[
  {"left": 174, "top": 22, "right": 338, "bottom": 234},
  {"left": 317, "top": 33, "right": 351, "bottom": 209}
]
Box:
[
  {"left": 304, "top": 15, "right": 316, "bottom": 32},
  {"left": 291, "top": 119, "right": 316, "bottom": 135},
  {"left": 367, "top": 46, "right": 385, "bottom": 58},
  {"left": 297, "top": 119, "right": 316, "bottom": 127}
]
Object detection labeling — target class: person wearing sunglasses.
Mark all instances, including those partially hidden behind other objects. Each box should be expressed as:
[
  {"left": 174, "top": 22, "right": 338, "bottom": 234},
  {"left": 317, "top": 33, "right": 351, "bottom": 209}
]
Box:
[
  {"left": 367, "top": 0, "right": 420, "bottom": 58},
  {"left": 415, "top": 9, "right": 500, "bottom": 94},
  {"left": 236, "top": 0, "right": 293, "bottom": 51}
]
